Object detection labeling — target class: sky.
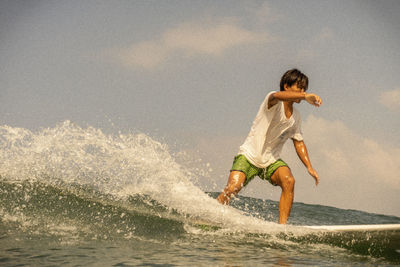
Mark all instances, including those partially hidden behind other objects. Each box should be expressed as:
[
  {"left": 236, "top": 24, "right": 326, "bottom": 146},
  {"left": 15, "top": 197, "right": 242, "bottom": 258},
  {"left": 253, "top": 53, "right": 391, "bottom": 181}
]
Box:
[{"left": 1, "top": 0, "right": 399, "bottom": 216}]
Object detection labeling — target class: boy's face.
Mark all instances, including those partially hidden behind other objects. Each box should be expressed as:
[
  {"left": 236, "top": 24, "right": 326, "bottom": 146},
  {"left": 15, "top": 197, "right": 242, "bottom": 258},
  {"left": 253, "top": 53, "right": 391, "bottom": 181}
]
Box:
[{"left": 284, "top": 83, "right": 305, "bottom": 103}]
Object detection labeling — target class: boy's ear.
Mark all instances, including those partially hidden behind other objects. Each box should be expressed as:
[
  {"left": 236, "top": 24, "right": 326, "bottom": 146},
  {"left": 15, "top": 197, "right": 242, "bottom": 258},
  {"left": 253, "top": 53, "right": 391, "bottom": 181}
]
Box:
[{"left": 283, "top": 84, "right": 288, "bottom": 91}]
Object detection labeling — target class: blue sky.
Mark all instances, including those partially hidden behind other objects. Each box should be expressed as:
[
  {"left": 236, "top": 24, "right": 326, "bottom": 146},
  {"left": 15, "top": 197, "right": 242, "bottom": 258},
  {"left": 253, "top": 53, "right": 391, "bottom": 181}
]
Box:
[{"left": 1, "top": 0, "right": 399, "bottom": 216}]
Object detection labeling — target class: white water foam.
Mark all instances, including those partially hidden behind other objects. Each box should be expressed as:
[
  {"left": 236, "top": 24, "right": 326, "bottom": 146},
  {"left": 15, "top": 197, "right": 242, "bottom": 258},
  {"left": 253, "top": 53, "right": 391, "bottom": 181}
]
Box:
[{"left": 0, "top": 121, "right": 292, "bottom": 234}]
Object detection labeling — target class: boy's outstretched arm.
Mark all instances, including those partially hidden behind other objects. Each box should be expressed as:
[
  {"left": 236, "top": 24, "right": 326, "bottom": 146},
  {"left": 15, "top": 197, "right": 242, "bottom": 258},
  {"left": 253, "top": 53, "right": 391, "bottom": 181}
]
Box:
[
  {"left": 293, "top": 139, "right": 319, "bottom": 185},
  {"left": 268, "top": 91, "right": 322, "bottom": 108}
]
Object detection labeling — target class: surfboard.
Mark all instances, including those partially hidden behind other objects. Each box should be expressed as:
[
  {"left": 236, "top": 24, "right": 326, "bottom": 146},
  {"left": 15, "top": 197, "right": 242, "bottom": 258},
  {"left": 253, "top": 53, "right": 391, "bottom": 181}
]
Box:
[
  {"left": 304, "top": 224, "right": 400, "bottom": 232},
  {"left": 190, "top": 220, "right": 400, "bottom": 233}
]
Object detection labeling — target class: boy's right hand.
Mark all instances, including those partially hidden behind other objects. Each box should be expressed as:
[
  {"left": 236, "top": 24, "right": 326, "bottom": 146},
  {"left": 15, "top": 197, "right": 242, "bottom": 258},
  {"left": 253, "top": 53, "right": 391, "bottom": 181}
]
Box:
[{"left": 305, "top": 93, "right": 322, "bottom": 107}]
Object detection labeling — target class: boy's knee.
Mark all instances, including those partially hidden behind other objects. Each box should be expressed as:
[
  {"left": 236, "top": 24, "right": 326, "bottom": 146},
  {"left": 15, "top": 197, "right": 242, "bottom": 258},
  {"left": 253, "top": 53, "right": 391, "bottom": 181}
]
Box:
[
  {"left": 281, "top": 175, "right": 295, "bottom": 191},
  {"left": 227, "top": 171, "right": 246, "bottom": 192},
  {"left": 273, "top": 167, "right": 295, "bottom": 189}
]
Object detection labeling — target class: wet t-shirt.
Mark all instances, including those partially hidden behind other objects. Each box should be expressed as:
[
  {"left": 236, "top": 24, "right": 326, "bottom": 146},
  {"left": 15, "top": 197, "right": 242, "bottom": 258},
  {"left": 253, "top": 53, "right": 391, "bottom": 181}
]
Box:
[{"left": 238, "top": 91, "right": 303, "bottom": 168}]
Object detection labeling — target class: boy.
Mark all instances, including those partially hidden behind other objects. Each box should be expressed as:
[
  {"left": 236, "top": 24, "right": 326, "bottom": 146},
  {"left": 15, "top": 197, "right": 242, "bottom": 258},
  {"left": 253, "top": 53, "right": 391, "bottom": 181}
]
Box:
[{"left": 217, "top": 69, "right": 322, "bottom": 224}]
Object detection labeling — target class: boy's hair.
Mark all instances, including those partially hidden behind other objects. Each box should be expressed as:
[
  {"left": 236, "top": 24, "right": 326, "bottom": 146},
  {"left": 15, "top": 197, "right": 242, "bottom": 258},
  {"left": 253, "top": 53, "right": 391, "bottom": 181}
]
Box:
[{"left": 280, "top": 69, "right": 308, "bottom": 91}]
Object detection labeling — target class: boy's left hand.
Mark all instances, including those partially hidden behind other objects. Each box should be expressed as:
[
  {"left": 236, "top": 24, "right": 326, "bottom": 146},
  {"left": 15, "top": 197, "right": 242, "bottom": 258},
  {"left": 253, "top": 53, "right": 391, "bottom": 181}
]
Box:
[
  {"left": 305, "top": 93, "right": 323, "bottom": 107},
  {"left": 308, "top": 167, "right": 319, "bottom": 185}
]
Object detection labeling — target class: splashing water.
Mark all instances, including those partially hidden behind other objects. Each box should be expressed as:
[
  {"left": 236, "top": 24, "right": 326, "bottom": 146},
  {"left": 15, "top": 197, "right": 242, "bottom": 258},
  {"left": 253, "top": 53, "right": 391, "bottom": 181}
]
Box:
[{"left": 0, "top": 121, "right": 280, "bottom": 232}]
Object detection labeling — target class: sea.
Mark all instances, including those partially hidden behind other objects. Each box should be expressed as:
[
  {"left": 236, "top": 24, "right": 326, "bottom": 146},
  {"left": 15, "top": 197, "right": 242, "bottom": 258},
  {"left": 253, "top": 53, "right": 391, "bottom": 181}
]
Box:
[{"left": 1, "top": 121, "right": 399, "bottom": 266}]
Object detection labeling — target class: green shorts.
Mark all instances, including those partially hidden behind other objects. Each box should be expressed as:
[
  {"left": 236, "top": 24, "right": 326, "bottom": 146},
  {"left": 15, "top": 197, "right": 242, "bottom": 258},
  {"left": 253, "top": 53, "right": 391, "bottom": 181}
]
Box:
[{"left": 230, "top": 154, "right": 288, "bottom": 186}]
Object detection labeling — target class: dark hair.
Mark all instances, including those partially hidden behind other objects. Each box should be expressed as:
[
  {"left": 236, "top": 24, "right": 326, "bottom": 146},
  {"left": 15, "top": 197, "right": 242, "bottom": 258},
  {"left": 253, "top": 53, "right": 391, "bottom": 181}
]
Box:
[{"left": 280, "top": 69, "right": 308, "bottom": 91}]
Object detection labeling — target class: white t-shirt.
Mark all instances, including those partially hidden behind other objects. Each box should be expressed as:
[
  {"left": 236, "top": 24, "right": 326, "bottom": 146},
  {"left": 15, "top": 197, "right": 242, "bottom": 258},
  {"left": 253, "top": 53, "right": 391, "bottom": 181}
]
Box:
[{"left": 238, "top": 91, "right": 303, "bottom": 168}]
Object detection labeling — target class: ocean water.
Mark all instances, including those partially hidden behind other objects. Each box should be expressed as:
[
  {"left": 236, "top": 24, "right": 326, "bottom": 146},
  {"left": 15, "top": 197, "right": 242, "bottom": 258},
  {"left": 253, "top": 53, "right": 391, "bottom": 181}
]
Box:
[{"left": 0, "top": 121, "right": 399, "bottom": 266}]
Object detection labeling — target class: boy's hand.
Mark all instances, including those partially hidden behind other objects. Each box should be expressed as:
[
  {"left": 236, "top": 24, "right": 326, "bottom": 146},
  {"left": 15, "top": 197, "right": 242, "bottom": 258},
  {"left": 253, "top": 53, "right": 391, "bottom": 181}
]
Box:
[
  {"left": 308, "top": 167, "right": 319, "bottom": 186},
  {"left": 305, "top": 93, "right": 322, "bottom": 107}
]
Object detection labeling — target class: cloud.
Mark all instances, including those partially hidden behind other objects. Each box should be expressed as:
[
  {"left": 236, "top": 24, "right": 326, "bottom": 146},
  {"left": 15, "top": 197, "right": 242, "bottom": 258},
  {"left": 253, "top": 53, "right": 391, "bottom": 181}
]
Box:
[
  {"left": 119, "top": 41, "right": 169, "bottom": 70},
  {"left": 250, "top": 1, "right": 283, "bottom": 24},
  {"left": 300, "top": 115, "right": 400, "bottom": 189},
  {"left": 379, "top": 88, "right": 400, "bottom": 111},
  {"left": 283, "top": 115, "right": 400, "bottom": 215},
  {"left": 118, "top": 20, "right": 269, "bottom": 70},
  {"left": 163, "top": 22, "right": 268, "bottom": 55}
]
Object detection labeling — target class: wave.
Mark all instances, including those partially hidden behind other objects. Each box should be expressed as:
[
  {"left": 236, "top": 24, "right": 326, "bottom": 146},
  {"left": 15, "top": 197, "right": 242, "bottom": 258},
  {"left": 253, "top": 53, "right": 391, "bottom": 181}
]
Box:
[
  {"left": 0, "top": 179, "right": 187, "bottom": 241},
  {"left": 1, "top": 179, "right": 399, "bottom": 262},
  {"left": 0, "top": 121, "right": 399, "bottom": 263},
  {"left": 0, "top": 121, "right": 279, "bottom": 232}
]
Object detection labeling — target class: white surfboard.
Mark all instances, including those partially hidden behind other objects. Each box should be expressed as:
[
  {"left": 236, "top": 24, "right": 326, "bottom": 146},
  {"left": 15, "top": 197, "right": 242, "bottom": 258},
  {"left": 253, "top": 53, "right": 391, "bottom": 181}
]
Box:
[{"left": 304, "top": 224, "right": 400, "bottom": 232}]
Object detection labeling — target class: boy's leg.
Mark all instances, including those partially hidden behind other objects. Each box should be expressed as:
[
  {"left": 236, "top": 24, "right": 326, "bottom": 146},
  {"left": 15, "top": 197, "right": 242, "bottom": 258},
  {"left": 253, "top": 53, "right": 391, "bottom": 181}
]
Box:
[
  {"left": 217, "top": 171, "right": 246, "bottom": 205},
  {"left": 270, "top": 166, "right": 295, "bottom": 224}
]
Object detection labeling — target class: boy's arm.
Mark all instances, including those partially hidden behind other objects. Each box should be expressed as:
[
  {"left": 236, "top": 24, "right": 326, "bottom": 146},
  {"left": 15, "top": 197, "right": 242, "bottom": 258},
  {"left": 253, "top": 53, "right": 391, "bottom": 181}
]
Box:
[
  {"left": 268, "top": 91, "right": 322, "bottom": 108},
  {"left": 293, "top": 139, "right": 319, "bottom": 185}
]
